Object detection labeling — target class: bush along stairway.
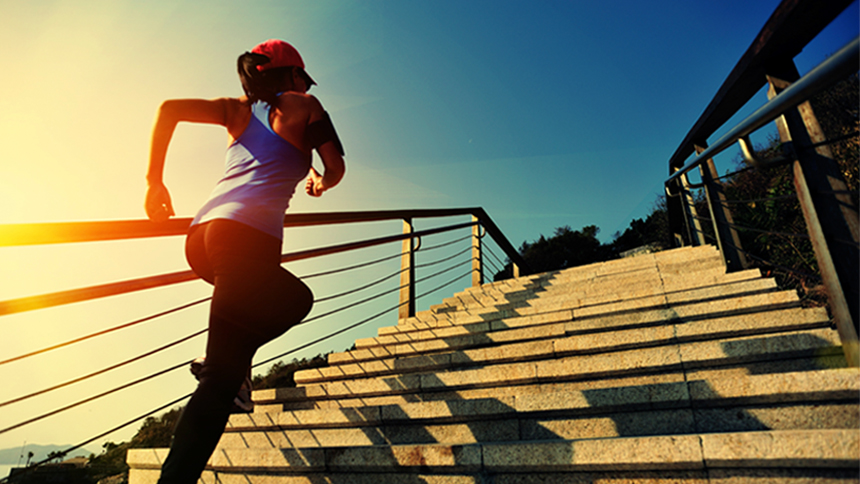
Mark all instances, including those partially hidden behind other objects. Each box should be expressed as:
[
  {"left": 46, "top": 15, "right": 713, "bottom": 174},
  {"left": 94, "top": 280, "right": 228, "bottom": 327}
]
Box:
[{"left": 127, "top": 245, "right": 859, "bottom": 483}]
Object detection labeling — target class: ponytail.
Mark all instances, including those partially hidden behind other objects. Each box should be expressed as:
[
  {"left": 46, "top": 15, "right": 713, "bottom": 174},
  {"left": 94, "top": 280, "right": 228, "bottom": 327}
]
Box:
[{"left": 237, "top": 52, "right": 294, "bottom": 105}]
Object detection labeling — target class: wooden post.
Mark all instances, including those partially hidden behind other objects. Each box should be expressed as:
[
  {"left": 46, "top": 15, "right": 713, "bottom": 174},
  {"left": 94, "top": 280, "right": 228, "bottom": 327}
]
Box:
[
  {"left": 695, "top": 144, "right": 748, "bottom": 272},
  {"left": 471, "top": 216, "right": 483, "bottom": 287},
  {"left": 766, "top": 60, "right": 859, "bottom": 366},
  {"left": 398, "top": 218, "right": 415, "bottom": 320}
]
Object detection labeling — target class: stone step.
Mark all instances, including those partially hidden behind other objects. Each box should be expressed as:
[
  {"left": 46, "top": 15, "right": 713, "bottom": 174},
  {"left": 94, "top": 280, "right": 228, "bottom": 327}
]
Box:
[
  {"left": 263, "top": 354, "right": 849, "bottom": 413},
  {"left": 351, "top": 286, "right": 801, "bottom": 355},
  {"left": 376, "top": 274, "right": 775, "bottom": 345},
  {"left": 424, "top": 247, "right": 724, "bottom": 312},
  {"left": 218, "top": 369, "right": 858, "bottom": 450},
  {"left": 305, "top": 307, "right": 829, "bottom": 385},
  {"left": 402, "top": 269, "right": 768, "bottom": 329},
  {"left": 127, "top": 429, "right": 859, "bottom": 480},
  {"left": 432, "top": 254, "right": 729, "bottom": 311},
  {"left": 259, "top": 326, "right": 843, "bottom": 411},
  {"left": 431, "top": 268, "right": 762, "bottom": 318}
]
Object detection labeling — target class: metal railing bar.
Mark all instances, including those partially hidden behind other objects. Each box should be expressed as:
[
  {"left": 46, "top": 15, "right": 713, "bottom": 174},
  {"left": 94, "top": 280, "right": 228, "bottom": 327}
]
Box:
[
  {"left": 725, "top": 240, "right": 821, "bottom": 282},
  {"left": 254, "top": 269, "right": 472, "bottom": 369},
  {"left": 667, "top": 37, "right": 859, "bottom": 185},
  {"left": 667, "top": 0, "right": 854, "bottom": 172},
  {"left": 0, "top": 271, "right": 200, "bottom": 317},
  {"left": 0, "top": 209, "right": 482, "bottom": 247},
  {"left": 0, "top": 221, "right": 478, "bottom": 317},
  {"left": 300, "top": 231, "right": 471, "bottom": 280},
  {"left": 0, "top": 297, "right": 210, "bottom": 366},
  {"left": 314, "top": 266, "right": 408, "bottom": 304},
  {"left": 801, "top": 130, "right": 860, "bottom": 150},
  {"left": 0, "top": 358, "right": 194, "bottom": 435},
  {"left": 279, "top": 221, "right": 478, "bottom": 265},
  {"left": 416, "top": 246, "right": 472, "bottom": 269},
  {"left": 421, "top": 234, "right": 472, "bottom": 252},
  {"left": 2, "top": 261, "right": 478, "bottom": 460},
  {"left": 714, "top": 165, "right": 756, "bottom": 182},
  {"left": 720, "top": 193, "right": 798, "bottom": 205},
  {"left": 483, "top": 258, "right": 502, "bottom": 277},
  {"left": 690, "top": 226, "right": 718, "bottom": 243},
  {"left": 834, "top": 237, "right": 860, "bottom": 250},
  {"left": 0, "top": 257, "right": 475, "bottom": 435},
  {"left": 724, "top": 221, "right": 811, "bottom": 240},
  {"left": 484, "top": 244, "right": 508, "bottom": 270},
  {"left": 300, "top": 251, "right": 402, "bottom": 280},
  {"left": 302, "top": 256, "right": 473, "bottom": 325},
  {"left": 0, "top": 329, "right": 206, "bottom": 408},
  {"left": 691, "top": 214, "right": 713, "bottom": 223}
]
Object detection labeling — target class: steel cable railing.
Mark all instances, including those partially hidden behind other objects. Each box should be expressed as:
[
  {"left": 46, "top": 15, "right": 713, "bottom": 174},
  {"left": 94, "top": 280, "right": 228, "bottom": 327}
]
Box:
[
  {"left": 0, "top": 222, "right": 493, "bottom": 459},
  {"left": 0, "top": 254, "right": 474, "bottom": 437},
  {"left": 2, "top": 266, "right": 479, "bottom": 479},
  {"left": 0, "top": 229, "right": 476, "bottom": 416},
  {"left": 664, "top": 8, "right": 858, "bottom": 364},
  {"left": 0, "top": 328, "right": 207, "bottom": 408}
]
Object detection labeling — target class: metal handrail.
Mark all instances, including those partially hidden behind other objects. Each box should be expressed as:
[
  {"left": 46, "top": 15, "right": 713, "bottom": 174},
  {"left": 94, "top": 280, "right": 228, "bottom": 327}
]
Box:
[
  {"left": 667, "top": 0, "right": 856, "bottom": 173},
  {"left": 0, "top": 209, "right": 528, "bottom": 315},
  {"left": 667, "top": 37, "right": 859, "bottom": 184},
  {"left": 663, "top": 0, "right": 859, "bottom": 366}
]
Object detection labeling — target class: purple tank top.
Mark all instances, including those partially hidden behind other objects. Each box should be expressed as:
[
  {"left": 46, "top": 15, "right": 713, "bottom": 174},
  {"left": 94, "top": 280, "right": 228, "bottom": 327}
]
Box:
[{"left": 191, "top": 101, "right": 310, "bottom": 240}]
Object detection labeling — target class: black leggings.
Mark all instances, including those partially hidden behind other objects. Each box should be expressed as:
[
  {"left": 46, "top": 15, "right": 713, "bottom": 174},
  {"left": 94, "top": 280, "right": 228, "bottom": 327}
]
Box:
[{"left": 157, "top": 219, "right": 313, "bottom": 484}]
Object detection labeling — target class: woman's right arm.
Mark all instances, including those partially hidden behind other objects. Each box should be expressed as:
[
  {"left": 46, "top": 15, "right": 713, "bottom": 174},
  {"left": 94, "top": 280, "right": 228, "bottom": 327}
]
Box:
[
  {"left": 145, "top": 98, "right": 237, "bottom": 221},
  {"left": 303, "top": 99, "right": 345, "bottom": 198}
]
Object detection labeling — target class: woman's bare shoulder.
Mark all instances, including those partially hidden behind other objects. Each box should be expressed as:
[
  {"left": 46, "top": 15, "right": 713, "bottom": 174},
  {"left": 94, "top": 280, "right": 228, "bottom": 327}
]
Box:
[{"left": 277, "top": 92, "right": 324, "bottom": 113}]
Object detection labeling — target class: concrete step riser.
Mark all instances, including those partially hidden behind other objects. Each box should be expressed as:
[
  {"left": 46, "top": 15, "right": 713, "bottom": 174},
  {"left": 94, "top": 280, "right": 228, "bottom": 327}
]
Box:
[
  {"left": 224, "top": 370, "right": 858, "bottom": 444},
  {"left": 436, "top": 266, "right": 737, "bottom": 312},
  {"left": 411, "top": 277, "right": 783, "bottom": 329},
  {"left": 130, "top": 468, "right": 860, "bottom": 484},
  {"left": 217, "top": 403, "right": 858, "bottom": 449},
  {"left": 269, "top": 328, "right": 842, "bottom": 408},
  {"left": 127, "top": 429, "right": 859, "bottom": 476},
  {"left": 385, "top": 277, "right": 776, "bottom": 340},
  {"left": 353, "top": 290, "right": 802, "bottom": 355},
  {"left": 309, "top": 308, "right": 829, "bottom": 384},
  {"left": 267, "top": 355, "right": 849, "bottom": 412}
]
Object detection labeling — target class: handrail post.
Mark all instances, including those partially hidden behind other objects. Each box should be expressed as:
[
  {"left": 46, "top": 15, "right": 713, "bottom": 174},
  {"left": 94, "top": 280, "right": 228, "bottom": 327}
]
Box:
[
  {"left": 399, "top": 218, "right": 416, "bottom": 320},
  {"left": 695, "top": 144, "right": 748, "bottom": 271},
  {"left": 766, "top": 60, "right": 859, "bottom": 366},
  {"left": 471, "top": 216, "right": 483, "bottom": 287},
  {"left": 680, "top": 172, "right": 706, "bottom": 246}
]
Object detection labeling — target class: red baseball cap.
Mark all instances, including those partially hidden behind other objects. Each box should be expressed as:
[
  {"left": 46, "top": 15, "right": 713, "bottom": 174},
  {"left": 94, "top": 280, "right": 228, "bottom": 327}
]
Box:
[{"left": 251, "top": 39, "right": 316, "bottom": 84}]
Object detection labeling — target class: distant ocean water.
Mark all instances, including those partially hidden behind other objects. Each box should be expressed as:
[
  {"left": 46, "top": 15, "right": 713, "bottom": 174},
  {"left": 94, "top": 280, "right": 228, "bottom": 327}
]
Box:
[{"left": 1, "top": 465, "right": 16, "bottom": 479}]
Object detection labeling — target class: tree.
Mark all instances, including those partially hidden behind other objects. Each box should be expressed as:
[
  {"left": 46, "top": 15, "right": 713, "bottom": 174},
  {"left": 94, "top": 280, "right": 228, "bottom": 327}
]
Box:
[
  {"left": 609, "top": 195, "right": 672, "bottom": 255},
  {"left": 494, "top": 225, "right": 610, "bottom": 280}
]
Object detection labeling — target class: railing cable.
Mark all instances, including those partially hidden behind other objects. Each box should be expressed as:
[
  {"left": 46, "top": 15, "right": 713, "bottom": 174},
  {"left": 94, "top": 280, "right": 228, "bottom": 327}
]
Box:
[
  {"left": 0, "top": 297, "right": 210, "bottom": 367},
  {"left": 302, "top": 256, "right": 473, "bottom": 325},
  {"left": 723, "top": 240, "right": 822, "bottom": 282},
  {"left": 421, "top": 234, "right": 472, "bottom": 252},
  {"left": 0, "top": 359, "right": 194, "bottom": 435},
  {"left": 416, "top": 246, "right": 472, "bottom": 269},
  {"left": 0, "top": 329, "right": 206, "bottom": 408},
  {"left": 483, "top": 244, "right": 508, "bottom": 270},
  {"left": 298, "top": 251, "right": 403, "bottom": 279},
  {"left": 0, "top": 265, "right": 474, "bottom": 480},
  {"left": 719, "top": 193, "right": 799, "bottom": 205},
  {"left": 314, "top": 266, "right": 409, "bottom": 304},
  {"left": 255, "top": 268, "right": 472, "bottom": 369}
]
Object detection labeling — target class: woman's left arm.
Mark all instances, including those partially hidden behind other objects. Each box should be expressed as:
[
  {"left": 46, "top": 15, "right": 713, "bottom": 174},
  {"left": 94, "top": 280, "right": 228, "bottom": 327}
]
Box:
[{"left": 145, "top": 98, "right": 233, "bottom": 221}]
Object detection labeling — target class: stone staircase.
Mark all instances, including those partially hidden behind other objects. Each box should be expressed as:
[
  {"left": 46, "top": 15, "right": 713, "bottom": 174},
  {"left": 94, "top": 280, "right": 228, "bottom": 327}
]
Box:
[{"left": 127, "top": 245, "right": 859, "bottom": 483}]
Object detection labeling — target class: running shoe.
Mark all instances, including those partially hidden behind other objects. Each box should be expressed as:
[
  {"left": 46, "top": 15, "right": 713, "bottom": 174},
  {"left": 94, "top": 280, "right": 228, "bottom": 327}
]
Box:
[{"left": 189, "top": 356, "right": 254, "bottom": 413}]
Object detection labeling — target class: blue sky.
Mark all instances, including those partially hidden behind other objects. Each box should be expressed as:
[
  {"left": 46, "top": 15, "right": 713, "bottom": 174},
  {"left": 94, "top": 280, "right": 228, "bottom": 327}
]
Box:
[{"left": 0, "top": 0, "right": 856, "bottom": 456}]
